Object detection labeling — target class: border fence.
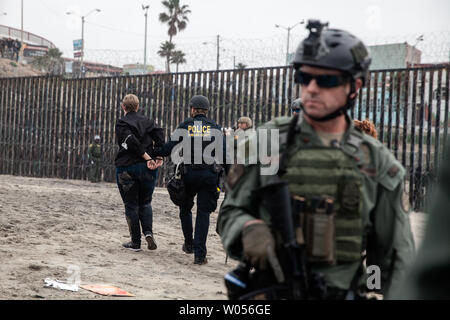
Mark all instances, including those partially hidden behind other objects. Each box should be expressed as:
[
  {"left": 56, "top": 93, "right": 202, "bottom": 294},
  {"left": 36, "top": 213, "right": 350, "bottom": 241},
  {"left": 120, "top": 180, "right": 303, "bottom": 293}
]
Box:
[{"left": 0, "top": 64, "right": 448, "bottom": 211}]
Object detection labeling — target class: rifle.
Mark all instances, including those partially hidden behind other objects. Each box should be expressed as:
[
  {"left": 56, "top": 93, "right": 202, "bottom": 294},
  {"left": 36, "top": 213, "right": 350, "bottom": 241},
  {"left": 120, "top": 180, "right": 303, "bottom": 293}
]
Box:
[
  {"left": 265, "top": 113, "right": 308, "bottom": 299},
  {"left": 260, "top": 177, "right": 308, "bottom": 299}
]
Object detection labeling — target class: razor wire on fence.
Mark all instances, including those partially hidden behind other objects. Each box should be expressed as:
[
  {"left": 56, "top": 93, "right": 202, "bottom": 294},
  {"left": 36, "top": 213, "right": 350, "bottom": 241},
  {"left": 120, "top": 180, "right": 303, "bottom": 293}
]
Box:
[{"left": 42, "top": 30, "right": 450, "bottom": 74}]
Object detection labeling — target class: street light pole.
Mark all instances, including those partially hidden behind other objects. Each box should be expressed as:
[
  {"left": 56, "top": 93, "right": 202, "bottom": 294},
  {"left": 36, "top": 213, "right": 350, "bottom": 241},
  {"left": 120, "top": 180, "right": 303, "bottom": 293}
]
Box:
[
  {"left": 142, "top": 5, "right": 149, "bottom": 74},
  {"left": 66, "top": 8, "right": 101, "bottom": 77},
  {"left": 275, "top": 20, "right": 305, "bottom": 65},
  {"left": 216, "top": 35, "right": 220, "bottom": 70},
  {"left": 81, "top": 15, "right": 85, "bottom": 75},
  {"left": 21, "top": 0, "right": 23, "bottom": 43},
  {"left": 19, "top": 0, "right": 23, "bottom": 63}
]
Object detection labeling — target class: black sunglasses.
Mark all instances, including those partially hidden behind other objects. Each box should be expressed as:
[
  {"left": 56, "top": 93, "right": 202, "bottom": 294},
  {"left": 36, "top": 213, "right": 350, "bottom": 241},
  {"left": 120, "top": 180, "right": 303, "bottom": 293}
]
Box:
[{"left": 295, "top": 71, "right": 349, "bottom": 88}]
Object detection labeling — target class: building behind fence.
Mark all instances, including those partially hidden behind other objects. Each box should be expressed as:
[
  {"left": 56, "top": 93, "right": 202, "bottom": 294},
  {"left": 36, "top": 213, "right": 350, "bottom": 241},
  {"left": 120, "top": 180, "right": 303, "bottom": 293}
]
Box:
[{"left": 0, "top": 64, "right": 448, "bottom": 211}]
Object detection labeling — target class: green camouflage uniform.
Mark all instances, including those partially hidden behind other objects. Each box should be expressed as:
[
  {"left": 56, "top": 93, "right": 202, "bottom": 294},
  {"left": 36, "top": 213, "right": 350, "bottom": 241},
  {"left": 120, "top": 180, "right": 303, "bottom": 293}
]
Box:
[
  {"left": 88, "top": 142, "right": 102, "bottom": 182},
  {"left": 218, "top": 114, "right": 415, "bottom": 297}
]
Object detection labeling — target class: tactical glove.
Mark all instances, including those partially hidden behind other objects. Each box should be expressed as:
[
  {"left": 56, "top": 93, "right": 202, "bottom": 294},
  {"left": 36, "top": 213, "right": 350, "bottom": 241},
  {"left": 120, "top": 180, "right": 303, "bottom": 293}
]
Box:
[{"left": 241, "top": 223, "right": 275, "bottom": 270}]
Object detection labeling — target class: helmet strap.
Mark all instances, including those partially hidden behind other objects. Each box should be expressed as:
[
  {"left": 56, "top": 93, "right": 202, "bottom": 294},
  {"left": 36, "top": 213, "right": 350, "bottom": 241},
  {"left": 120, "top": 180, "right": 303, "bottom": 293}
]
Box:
[{"left": 300, "top": 80, "right": 357, "bottom": 122}]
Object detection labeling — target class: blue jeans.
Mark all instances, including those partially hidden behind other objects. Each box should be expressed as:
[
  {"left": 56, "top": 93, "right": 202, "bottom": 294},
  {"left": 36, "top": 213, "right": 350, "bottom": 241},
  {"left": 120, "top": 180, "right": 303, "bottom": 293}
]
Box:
[
  {"left": 116, "top": 162, "right": 158, "bottom": 245},
  {"left": 179, "top": 167, "right": 219, "bottom": 259}
]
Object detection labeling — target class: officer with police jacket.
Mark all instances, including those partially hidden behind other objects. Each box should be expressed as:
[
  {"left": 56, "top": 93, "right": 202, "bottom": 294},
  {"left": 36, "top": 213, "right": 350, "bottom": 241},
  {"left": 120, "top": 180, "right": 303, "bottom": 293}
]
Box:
[
  {"left": 217, "top": 20, "right": 415, "bottom": 299},
  {"left": 152, "top": 95, "right": 229, "bottom": 265}
]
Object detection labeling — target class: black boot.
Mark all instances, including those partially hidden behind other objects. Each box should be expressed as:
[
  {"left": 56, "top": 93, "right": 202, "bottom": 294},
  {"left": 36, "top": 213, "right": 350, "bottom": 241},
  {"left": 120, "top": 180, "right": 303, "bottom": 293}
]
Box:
[
  {"left": 182, "top": 242, "right": 194, "bottom": 254},
  {"left": 194, "top": 256, "right": 208, "bottom": 265}
]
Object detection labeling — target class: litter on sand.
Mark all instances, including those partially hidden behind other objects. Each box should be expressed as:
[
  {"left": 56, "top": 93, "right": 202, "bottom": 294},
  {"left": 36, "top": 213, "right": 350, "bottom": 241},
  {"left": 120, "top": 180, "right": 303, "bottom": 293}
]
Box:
[
  {"left": 80, "top": 284, "right": 135, "bottom": 297},
  {"left": 43, "top": 278, "right": 79, "bottom": 292}
]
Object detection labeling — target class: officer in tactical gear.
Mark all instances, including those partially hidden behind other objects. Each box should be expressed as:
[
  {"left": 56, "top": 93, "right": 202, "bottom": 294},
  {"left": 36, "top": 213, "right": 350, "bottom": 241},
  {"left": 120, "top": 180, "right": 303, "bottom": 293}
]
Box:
[
  {"left": 152, "top": 95, "right": 229, "bottom": 265},
  {"left": 88, "top": 135, "right": 102, "bottom": 182},
  {"left": 217, "top": 20, "right": 415, "bottom": 299}
]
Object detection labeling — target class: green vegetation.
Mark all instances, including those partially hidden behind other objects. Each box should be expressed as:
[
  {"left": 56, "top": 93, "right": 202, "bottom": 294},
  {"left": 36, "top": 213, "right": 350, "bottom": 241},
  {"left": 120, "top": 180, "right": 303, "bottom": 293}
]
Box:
[{"left": 158, "top": 0, "right": 191, "bottom": 72}]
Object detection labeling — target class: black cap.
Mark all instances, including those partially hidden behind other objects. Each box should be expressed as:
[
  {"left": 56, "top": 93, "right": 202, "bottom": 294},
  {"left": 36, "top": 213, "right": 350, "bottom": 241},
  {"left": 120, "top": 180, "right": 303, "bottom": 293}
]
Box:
[{"left": 189, "top": 95, "right": 210, "bottom": 110}]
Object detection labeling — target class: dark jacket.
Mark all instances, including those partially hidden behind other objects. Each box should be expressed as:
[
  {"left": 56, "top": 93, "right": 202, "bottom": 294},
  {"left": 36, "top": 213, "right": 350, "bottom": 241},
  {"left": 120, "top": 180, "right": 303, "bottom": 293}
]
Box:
[
  {"left": 153, "top": 114, "right": 230, "bottom": 173},
  {"left": 115, "top": 111, "right": 164, "bottom": 167}
]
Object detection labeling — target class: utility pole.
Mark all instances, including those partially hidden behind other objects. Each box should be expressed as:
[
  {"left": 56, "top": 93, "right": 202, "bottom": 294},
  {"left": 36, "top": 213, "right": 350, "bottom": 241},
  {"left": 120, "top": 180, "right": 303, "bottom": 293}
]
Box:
[
  {"left": 216, "top": 35, "right": 220, "bottom": 70},
  {"left": 286, "top": 28, "right": 290, "bottom": 65},
  {"left": 203, "top": 36, "right": 222, "bottom": 70},
  {"left": 142, "top": 4, "right": 149, "bottom": 74}
]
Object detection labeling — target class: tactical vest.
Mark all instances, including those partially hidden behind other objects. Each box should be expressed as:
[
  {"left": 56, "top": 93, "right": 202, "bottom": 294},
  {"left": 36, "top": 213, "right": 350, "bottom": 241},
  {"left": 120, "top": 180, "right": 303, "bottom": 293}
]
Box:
[
  {"left": 90, "top": 144, "right": 102, "bottom": 158},
  {"left": 282, "top": 130, "right": 364, "bottom": 266}
]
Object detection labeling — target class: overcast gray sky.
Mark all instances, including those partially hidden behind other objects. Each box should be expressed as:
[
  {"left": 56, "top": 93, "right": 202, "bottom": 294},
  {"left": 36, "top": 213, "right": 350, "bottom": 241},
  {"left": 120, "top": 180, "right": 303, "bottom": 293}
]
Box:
[{"left": 1, "top": 0, "right": 449, "bottom": 70}]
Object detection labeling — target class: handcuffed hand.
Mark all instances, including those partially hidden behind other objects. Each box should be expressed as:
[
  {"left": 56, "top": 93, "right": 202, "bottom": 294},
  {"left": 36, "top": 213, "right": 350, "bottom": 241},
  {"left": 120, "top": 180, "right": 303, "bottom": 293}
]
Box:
[
  {"left": 147, "top": 158, "right": 164, "bottom": 170},
  {"left": 154, "top": 158, "right": 163, "bottom": 168},
  {"left": 241, "top": 222, "right": 275, "bottom": 270},
  {"left": 147, "top": 160, "right": 156, "bottom": 170}
]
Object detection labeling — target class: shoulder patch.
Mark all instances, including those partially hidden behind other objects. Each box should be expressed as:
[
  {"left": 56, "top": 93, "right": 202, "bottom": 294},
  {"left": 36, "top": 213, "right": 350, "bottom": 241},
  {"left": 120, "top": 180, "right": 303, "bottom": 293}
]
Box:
[
  {"left": 226, "top": 164, "right": 245, "bottom": 190},
  {"left": 388, "top": 165, "right": 400, "bottom": 177},
  {"left": 377, "top": 162, "right": 405, "bottom": 191}
]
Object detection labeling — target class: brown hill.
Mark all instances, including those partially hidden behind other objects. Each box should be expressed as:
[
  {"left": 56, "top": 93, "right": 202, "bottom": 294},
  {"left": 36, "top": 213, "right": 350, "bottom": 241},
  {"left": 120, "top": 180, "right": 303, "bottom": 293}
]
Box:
[{"left": 0, "top": 58, "right": 43, "bottom": 78}]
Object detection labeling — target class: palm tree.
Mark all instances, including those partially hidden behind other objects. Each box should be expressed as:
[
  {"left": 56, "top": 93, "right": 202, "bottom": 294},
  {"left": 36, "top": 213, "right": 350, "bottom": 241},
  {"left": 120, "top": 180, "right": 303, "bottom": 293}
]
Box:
[
  {"left": 157, "top": 41, "right": 175, "bottom": 72},
  {"left": 170, "top": 50, "right": 186, "bottom": 73},
  {"left": 32, "top": 47, "right": 65, "bottom": 75},
  {"left": 159, "top": 0, "right": 191, "bottom": 72}
]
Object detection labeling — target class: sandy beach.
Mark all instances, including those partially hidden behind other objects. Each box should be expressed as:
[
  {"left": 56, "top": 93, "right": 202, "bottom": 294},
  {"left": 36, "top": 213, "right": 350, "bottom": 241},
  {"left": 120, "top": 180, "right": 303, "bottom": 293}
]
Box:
[{"left": 0, "top": 174, "right": 426, "bottom": 300}]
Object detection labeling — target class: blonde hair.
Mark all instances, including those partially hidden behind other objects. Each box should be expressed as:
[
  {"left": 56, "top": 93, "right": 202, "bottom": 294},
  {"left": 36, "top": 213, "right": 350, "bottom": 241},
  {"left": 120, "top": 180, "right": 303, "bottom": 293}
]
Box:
[{"left": 122, "top": 94, "right": 139, "bottom": 113}]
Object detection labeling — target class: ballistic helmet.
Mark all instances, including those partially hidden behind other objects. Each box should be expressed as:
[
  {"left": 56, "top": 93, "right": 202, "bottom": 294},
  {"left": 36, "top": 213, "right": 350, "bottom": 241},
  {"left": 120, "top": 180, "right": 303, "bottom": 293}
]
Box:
[{"left": 292, "top": 19, "right": 371, "bottom": 85}]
